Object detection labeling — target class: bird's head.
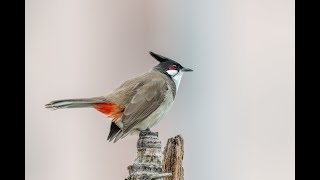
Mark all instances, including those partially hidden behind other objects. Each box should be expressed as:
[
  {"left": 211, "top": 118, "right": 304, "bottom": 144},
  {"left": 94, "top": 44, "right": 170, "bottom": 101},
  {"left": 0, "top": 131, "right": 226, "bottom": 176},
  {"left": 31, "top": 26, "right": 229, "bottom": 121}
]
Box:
[
  {"left": 150, "top": 51, "right": 193, "bottom": 76},
  {"left": 150, "top": 51, "right": 193, "bottom": 88}
]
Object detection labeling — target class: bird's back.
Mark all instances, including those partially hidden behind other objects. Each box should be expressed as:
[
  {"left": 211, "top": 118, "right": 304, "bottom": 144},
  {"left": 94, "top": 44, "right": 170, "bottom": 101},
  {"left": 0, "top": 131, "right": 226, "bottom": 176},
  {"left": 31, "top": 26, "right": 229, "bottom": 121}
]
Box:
[{"left": 105, "top": 70, "right": 173, "bottom": 109}]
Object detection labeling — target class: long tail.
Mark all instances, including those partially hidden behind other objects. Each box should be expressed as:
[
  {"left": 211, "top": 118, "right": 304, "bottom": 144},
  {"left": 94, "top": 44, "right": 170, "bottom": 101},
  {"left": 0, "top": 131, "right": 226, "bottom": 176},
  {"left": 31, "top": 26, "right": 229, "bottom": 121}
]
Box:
[
  {"left": 45, "top": 97, "right": 104, "bottom": 110},
  {"left": 46, "top": 97, "right": 125, "bottom": 143}
]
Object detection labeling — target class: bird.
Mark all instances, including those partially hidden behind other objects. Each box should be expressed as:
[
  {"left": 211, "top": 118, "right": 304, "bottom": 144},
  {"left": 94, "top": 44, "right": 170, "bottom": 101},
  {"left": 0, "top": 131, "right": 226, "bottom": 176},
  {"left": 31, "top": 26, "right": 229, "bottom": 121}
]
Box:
[{"left": 45, "top": 51, "right": 193, "bottom": 142}]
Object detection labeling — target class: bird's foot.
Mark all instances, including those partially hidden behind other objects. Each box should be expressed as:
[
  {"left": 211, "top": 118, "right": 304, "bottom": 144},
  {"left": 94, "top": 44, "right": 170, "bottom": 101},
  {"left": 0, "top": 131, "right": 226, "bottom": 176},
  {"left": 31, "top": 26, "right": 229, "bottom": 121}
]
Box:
[
  {"left": 139, "top": 128, "right": 155, "bottom": 136},
  {"left": 138, "top": 128, "right": 151, "bottom": 132}
]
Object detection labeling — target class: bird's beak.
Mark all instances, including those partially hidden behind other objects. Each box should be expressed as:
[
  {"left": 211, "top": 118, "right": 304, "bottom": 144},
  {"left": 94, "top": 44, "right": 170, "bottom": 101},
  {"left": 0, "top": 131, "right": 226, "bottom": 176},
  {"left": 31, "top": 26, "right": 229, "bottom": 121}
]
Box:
[{"left": 181, "top": 67, "right": 193, "bottom": 72}]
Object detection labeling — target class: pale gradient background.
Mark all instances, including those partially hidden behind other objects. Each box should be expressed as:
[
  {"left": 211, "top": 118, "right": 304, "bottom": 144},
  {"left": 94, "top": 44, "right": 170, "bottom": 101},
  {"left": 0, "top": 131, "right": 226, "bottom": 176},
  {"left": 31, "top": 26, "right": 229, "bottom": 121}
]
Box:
[{"left": 26, "top": 0, "right": 295, "bottom": 180}]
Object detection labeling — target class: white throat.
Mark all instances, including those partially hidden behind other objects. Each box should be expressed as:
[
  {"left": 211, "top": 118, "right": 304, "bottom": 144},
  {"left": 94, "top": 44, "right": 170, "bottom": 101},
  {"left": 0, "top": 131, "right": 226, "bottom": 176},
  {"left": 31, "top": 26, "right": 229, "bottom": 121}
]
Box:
[{"left": 172, "top": 71, "right": 184, "bottom": 91}]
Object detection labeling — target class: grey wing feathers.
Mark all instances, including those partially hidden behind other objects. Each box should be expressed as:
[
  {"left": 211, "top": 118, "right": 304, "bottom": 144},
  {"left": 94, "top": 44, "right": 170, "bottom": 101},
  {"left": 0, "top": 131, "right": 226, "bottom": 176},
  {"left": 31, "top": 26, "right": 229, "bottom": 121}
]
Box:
[{"left": 121, "top": 79, "right": 168, "bottom": 135}]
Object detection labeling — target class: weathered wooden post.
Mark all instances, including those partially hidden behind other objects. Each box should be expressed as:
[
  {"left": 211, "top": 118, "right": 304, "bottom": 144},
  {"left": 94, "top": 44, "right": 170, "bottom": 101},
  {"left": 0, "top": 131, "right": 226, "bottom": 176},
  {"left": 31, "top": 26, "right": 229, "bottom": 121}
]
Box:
[
  {"left": 162, "top": 135, "right": 184, "bottom": 180},
  {"left": 126, "top": 130, "right": 172, "bottom": 180}
]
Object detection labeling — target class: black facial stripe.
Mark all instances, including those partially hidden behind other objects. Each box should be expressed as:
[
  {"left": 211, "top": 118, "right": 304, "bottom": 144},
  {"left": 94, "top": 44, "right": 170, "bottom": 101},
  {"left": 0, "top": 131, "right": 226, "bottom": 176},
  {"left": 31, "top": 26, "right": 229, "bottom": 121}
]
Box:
[{"left": 169, "top": 69, "right": 179, "bottom": 77}]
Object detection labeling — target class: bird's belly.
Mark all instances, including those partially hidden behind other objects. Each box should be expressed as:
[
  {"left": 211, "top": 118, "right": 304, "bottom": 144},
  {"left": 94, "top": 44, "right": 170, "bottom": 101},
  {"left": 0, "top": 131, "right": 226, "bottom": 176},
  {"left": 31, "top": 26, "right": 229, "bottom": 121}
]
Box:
[{"left": 134, "top": 95, "right": 174, "bottom": 131}]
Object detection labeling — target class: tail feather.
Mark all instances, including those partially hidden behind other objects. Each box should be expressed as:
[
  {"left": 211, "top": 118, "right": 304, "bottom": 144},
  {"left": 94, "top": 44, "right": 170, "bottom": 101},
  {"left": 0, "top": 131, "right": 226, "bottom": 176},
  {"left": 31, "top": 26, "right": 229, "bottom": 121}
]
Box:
[
  {"left": 46, "top": 97, "right": 127, "bottom": 143},
  {"left": 45, "top": 98, "right": 103, "bottom": 109},
  {"left": 107, "top": 122, "right": 121, "bottom": 142}
]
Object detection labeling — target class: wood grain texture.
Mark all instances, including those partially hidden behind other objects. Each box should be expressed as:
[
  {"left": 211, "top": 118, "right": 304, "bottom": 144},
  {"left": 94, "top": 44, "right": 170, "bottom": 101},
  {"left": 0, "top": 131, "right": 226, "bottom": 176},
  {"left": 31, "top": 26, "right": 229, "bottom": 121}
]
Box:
[{"left": 162, "top": 135, "right": 184, "bottom": 180}]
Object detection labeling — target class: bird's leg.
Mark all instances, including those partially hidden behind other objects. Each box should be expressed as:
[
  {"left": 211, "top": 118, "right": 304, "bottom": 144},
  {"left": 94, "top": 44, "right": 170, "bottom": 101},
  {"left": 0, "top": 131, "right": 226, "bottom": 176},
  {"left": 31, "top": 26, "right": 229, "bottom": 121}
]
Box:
[
  {"left": 137, "top": 128, "right": 151, "bottom": 132},
  {"left": 139, "top": 128, "right": 151, "bottom": 133}
]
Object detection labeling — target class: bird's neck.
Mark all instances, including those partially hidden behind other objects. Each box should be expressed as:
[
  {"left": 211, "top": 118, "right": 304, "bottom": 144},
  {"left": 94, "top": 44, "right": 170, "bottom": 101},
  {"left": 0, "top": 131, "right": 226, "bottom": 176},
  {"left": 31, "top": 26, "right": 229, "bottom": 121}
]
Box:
[
  {"left": 151, "top": 68, "right": 178, "bottom": 99},
  {"left": 172, "top": 71, "right": 184, "bottom": 91}
]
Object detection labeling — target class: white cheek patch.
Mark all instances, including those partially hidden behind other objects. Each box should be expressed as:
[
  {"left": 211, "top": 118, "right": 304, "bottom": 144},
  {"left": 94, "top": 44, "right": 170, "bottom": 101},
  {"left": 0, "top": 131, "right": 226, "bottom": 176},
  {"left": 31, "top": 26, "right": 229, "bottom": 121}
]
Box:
[{"left": 166, "top": 70, "right": 178, "bottom": 76}]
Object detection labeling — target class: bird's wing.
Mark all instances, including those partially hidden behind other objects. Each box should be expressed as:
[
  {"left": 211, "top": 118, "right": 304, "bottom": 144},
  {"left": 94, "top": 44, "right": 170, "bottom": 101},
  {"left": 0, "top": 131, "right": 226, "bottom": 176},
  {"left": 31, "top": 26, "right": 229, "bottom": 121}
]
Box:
[{"left": 121, "top": 79, "right": 168, "bottom": 135}]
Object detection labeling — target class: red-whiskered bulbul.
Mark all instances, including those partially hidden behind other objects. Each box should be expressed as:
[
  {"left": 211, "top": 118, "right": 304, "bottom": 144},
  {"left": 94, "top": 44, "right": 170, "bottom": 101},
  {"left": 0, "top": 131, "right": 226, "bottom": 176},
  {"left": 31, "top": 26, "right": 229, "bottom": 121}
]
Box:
[{"left": 45, "top": 51, "right": 193, "bottom": 142}]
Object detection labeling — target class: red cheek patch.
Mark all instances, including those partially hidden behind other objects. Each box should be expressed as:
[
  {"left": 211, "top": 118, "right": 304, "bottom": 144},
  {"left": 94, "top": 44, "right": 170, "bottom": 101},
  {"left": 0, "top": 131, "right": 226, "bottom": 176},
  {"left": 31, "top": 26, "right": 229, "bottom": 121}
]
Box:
[{"left": 169, "top": 65, "right": 176, "bottom": 70}]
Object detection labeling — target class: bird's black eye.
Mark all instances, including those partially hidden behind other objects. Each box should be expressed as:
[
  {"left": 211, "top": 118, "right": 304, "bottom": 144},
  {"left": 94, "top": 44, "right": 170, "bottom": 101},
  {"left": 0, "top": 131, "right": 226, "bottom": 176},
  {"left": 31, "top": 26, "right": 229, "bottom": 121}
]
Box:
[{"left": 168, "top": 65, "right": 177, "bottom": 70}]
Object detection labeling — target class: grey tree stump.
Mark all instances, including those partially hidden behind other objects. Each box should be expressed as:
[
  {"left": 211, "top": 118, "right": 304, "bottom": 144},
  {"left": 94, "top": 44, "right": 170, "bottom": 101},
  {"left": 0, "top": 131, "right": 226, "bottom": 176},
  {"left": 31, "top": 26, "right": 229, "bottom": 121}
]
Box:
[
  {"left": 126, "top": 130, "right": 172, "bottom": 180},
  {"left": 126, "top": 131, "right": 184, "bottom": 180}
]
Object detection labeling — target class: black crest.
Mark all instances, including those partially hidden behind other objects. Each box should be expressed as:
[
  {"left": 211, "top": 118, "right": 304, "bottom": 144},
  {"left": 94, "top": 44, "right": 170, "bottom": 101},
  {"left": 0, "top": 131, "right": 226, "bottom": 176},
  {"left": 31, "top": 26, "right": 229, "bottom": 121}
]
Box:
[
  {"left": 149, "top": 51, "right": 171, "bottom": 62},
  {"left": 150, "top": 51, "right": 183, "bottom": 71}
]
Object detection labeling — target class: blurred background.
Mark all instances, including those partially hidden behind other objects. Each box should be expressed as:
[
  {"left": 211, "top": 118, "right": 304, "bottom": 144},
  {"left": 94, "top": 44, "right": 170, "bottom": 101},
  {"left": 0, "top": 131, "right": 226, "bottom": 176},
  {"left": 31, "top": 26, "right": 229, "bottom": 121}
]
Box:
[{"left": 26, "top": 0, "right": 295, "bottom": 180}]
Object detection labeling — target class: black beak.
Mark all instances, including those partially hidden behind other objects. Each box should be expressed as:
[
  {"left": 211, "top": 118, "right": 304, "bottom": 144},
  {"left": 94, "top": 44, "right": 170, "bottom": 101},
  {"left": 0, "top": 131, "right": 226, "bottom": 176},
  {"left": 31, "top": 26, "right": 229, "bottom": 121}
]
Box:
[{"left": 181, "top": 67, "right": 193, "bottom": 72}]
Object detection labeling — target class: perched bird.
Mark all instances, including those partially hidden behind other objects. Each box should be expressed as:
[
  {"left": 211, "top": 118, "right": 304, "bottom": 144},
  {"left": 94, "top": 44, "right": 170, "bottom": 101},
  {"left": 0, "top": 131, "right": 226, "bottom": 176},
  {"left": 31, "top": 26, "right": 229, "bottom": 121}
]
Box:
[{"left": 45, "top": 51, "right": 193, "bottom": 142}]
